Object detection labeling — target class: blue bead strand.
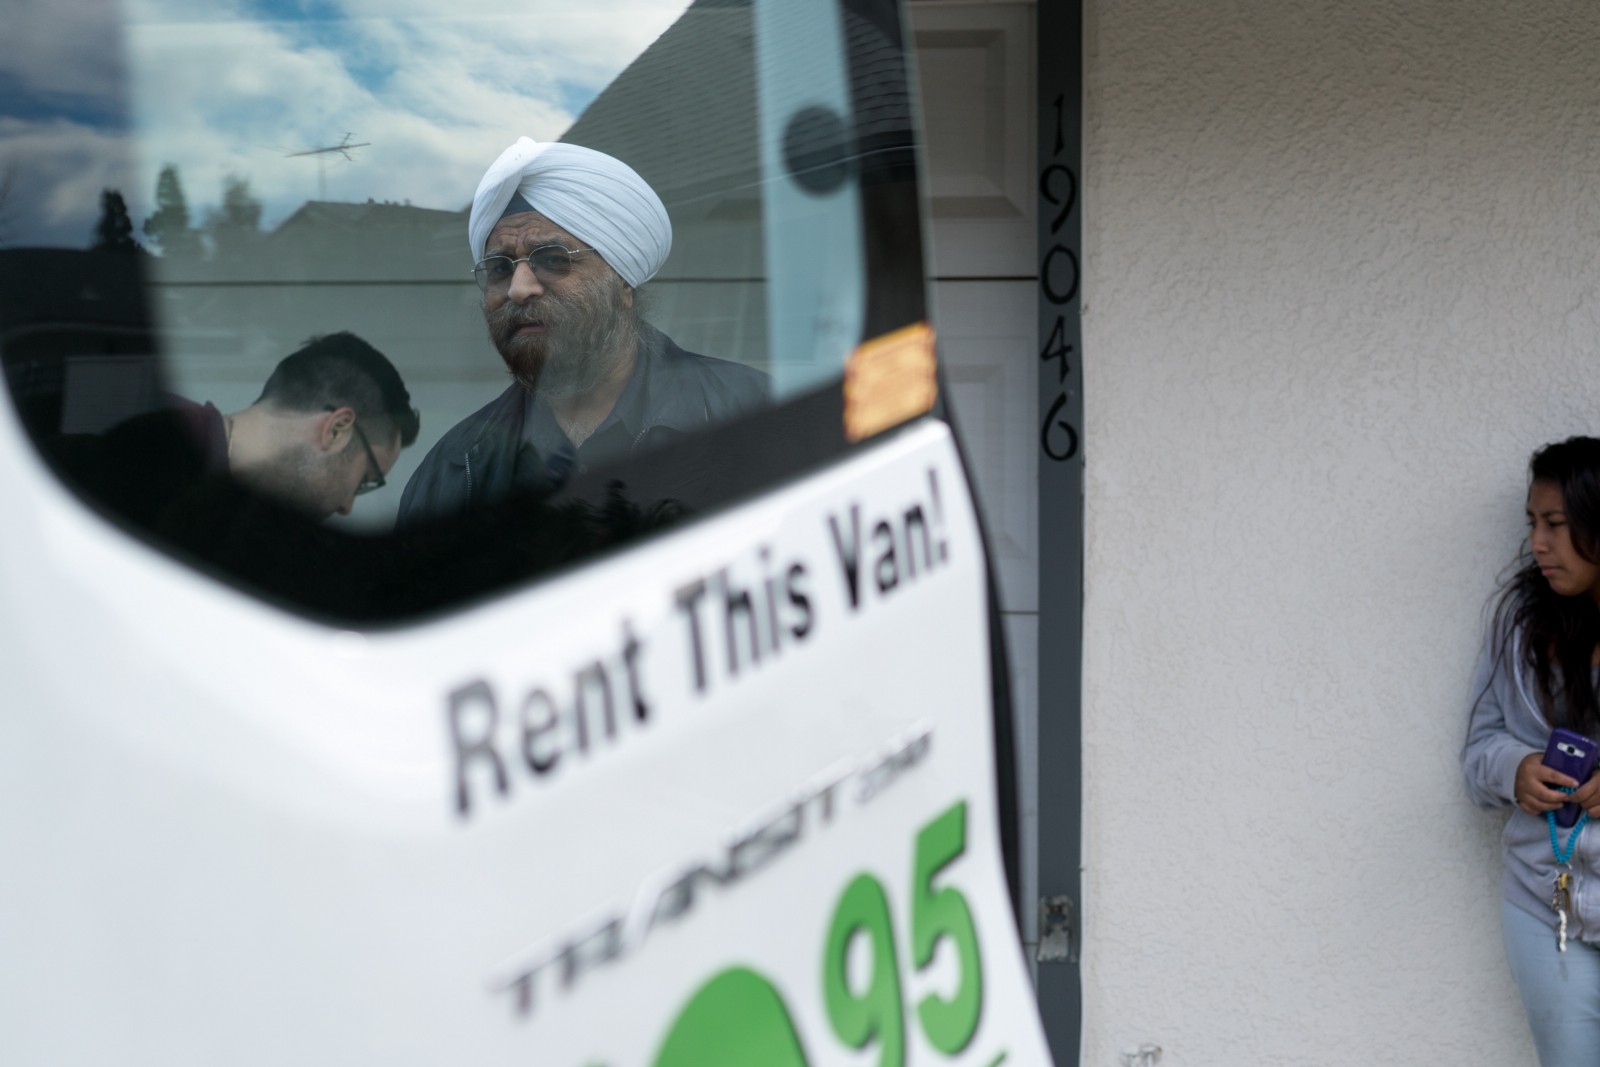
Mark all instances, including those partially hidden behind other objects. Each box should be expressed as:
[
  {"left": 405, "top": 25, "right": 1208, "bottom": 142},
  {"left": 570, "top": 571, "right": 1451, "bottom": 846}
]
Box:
[{"left": 1549, "top": 786, "right": 1590, "bottom": 865}]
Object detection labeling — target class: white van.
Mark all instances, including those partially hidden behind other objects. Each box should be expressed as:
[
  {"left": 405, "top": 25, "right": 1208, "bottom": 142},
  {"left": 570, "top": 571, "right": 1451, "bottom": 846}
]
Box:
[{"left": 0, "top": 0, "right": 1054, "bottom": 1062}]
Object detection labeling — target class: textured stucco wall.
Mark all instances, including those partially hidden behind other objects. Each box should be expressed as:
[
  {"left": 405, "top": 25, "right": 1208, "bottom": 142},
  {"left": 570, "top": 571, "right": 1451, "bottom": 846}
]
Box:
[{"left": 1080, "top": 2, "right": 1600, "bottom": 1063}]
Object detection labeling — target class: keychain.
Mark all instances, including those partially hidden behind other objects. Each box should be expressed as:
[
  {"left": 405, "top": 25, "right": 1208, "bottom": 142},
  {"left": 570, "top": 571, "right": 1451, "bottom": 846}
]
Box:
[
  {"left": 1549, "top": 787, "right": 1589, "bottom": 953},
  {"left": 1552, "top": 868, "right": 1575, "bottom": 953}
]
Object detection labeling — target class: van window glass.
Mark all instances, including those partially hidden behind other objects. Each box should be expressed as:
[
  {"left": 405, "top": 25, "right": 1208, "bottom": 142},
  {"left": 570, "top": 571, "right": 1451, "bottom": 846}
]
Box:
[{"left": 0, "top": 0, "right": 930, "bottom": 623}]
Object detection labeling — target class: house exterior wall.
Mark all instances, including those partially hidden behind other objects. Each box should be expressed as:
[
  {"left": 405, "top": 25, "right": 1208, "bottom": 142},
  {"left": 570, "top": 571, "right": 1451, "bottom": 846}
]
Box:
[{"left": 1079, "top": 1, "right": 1600, "bottom": 1063}]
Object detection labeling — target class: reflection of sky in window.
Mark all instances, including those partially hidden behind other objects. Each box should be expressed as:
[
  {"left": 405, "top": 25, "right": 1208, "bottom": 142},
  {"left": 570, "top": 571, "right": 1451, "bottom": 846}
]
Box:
[
  {"left": 0, "top": 0, "right": 690, "bottom": 248},
  {"left": 0, "top": 2, "right": 134, "bottom": 247},
  {"left": 127, "top": 1, "right": 691, "bottom": 231},
  {"left": 244, "top": 0, "right": 348, "bottom": 24},
  {"left": 0, "top": 73, "right": 127, "bottom": 130}
]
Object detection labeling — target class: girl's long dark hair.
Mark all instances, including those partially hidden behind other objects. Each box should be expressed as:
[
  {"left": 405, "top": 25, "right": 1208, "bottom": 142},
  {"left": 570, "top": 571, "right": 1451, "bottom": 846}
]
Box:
[{"left": 1494, "top": 436, "right": 1600, "bottom": 737}]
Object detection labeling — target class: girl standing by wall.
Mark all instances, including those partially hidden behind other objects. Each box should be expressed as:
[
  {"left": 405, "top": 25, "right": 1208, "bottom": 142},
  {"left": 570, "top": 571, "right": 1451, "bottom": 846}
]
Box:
[{"left": 1465, "top": 436, "right": 1600, "bottom": 1065}]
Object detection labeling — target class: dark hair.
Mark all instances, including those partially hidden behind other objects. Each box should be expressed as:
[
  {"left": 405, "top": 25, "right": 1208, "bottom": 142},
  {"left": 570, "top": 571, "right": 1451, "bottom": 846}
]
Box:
[
  {"left": 1493, "top": 436, "right": 1600, "bottom": 736},
  {"left": 256, "top": 332, "right": 420, "bottom": 446}
]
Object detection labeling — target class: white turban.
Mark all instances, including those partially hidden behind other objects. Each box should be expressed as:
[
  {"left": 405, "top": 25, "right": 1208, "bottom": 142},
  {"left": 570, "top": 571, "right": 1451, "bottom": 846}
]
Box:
[{"left": 468, "top": 137, "right": 671, "bottom": 289}]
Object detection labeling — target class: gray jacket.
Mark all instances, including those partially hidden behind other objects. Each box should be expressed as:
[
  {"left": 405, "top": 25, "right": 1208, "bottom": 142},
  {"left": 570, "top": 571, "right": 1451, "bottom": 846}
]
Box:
[
  {"left": 1462, "top": 622, "right": 1600, "bottom": 938},
  {"left": 397, "top": 324, "right": 766, "bottom": 529}
]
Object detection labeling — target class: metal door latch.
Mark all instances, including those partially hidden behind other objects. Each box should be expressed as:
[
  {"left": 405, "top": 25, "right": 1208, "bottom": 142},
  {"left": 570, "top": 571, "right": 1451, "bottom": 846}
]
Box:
[{"left": 1037, "top": 894, "right": 1076, "bottom": 962}]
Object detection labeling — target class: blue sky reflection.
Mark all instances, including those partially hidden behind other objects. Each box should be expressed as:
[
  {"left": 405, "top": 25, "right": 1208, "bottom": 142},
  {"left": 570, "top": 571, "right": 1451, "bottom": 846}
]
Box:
[{"left": 0, "top": 0, "right": 690, "bottom": 249}]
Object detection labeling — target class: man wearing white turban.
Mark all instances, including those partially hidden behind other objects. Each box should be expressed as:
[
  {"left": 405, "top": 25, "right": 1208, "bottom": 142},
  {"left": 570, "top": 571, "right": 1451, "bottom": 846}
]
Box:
[{"left": 397, "top": 138, "right": 765, "bottom": 526}]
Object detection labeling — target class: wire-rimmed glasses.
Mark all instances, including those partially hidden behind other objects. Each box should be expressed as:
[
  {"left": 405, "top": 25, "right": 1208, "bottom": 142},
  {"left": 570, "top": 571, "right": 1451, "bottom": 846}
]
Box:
[{"left": 472, "top": 245, "right": 598, "bottom": 292}]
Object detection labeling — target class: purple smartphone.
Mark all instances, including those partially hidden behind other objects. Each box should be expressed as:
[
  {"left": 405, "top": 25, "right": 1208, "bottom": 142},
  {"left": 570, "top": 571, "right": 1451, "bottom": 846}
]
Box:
[{"left": 1544, "top": 728, "right": 1600, "bottom": 828}]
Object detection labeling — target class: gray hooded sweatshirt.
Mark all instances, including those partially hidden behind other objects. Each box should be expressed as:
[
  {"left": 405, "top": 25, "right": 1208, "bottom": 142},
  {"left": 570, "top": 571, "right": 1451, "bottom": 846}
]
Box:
[{"left": 1462, "top": 622, "right": 1600, "bottom": 940}]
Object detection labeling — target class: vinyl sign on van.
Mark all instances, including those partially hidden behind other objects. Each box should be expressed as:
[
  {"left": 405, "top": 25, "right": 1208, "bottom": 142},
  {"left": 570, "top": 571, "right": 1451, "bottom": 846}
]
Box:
[{"left": 0, "top": 419, "right": 1052, "bottom": 1065}]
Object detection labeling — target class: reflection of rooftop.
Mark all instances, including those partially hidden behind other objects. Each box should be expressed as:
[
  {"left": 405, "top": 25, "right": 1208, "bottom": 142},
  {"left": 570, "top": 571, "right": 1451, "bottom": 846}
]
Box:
[
  {"left": 147, "top": 199, "right": 471, "bottom": 286},
  {"left": 558, "top": 0, "right": 915, "bottom": 282},
  {"left": 273, "top": 200, "right": 465, "bottom": 239},
  {"left": 262, "top": 200, "right": 469, "bottom": 282},
  {"left": 563, "top": 1, "right": 913, "bottom": 208},
  {"left": 562, "top": 2, "right": 760, "bottom": 214}
]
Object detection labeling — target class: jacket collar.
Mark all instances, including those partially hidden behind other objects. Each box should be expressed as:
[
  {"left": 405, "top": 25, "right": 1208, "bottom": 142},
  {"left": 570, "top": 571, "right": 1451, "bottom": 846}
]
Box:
[{"left": 605, "top": 322, "right": 712, "bottom": 440}]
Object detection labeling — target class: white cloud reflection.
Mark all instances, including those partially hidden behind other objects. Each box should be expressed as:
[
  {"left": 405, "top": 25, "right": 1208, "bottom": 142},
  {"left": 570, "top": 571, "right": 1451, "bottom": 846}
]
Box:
[{"left": 120, "top": 0, "right": 692, "bottom": 239}]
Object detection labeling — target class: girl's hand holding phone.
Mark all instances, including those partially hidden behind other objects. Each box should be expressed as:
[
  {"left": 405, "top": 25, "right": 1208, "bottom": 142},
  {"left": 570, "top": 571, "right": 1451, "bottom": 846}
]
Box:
[
  {"left": 1574, "top": 773, "right": 1600, "bottom": 818},
  {"left": 1515, "top": 751, "right": 1580, "bottom": 815}
]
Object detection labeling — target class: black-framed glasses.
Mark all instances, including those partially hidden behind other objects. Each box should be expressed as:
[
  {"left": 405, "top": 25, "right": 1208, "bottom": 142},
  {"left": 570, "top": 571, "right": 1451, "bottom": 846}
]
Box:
[
  {"left": 350, "top": 422, "right": 385, "bottom": 495},
  {"left": 326, "top": 406, "right": 385, "bottom": 495},
  {"left": 471, "top": 245, "right": 597, "bottom": 292}
]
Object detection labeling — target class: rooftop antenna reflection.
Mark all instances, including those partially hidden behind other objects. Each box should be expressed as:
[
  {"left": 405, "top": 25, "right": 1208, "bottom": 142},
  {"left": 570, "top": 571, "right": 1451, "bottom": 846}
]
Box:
[{"left": 287, "top": 133, "right": 371, "bottom": 200}]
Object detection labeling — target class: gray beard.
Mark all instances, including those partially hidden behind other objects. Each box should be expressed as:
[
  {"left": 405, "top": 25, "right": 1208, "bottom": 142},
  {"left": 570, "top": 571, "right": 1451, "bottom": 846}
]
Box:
[
  {"left": 487, "top": 274, "right": 641, "bottom": 401},
  {"left": 538, "top": 301, "right": 638, "bottom": 401}
]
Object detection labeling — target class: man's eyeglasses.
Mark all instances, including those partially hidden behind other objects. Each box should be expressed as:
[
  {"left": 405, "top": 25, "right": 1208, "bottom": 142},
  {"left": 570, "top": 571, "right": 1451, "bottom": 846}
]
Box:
[
  {"left": 351, "top": 422, "right": 385, "bottom": 495},
  {"left": 472, "top": 245, "right": 597, "bottom": 292},
  {"left": 326, "top": 406, "right": 385, "bottom": 495}
]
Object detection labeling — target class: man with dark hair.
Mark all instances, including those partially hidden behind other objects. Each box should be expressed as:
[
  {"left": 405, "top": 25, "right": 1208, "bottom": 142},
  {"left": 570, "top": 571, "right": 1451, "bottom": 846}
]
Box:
[
  {"left": 220, "top": 332, "right": 420, "bottom": 518},
  {"left": 257, "top": 331, "right": 419, "bottom": 438},
  {"left": 53, "top": 331, "right": 419, "bottom": 523}
]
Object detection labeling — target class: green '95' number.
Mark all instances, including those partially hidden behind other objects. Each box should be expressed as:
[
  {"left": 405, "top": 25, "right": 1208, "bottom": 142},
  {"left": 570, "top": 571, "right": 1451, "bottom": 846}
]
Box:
[
  {"left": 822, "top": 799, "right": 983, "bottom": 1066},
  {"left": 823, "top": 875, "right": 904, "bottom": 1067}
]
